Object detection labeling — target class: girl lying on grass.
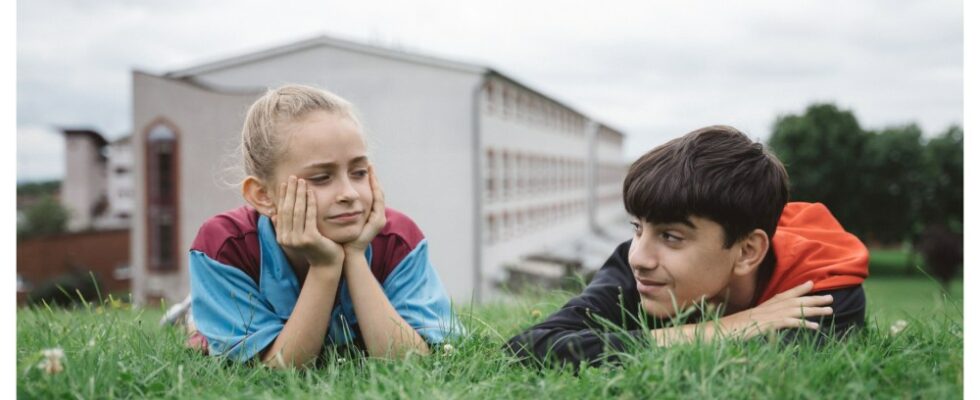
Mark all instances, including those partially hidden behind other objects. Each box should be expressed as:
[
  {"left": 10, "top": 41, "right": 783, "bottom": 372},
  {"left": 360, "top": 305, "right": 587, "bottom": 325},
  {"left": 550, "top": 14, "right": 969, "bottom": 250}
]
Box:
[{"left": 185, "top": 84, "right": 459, "bottom": 368}]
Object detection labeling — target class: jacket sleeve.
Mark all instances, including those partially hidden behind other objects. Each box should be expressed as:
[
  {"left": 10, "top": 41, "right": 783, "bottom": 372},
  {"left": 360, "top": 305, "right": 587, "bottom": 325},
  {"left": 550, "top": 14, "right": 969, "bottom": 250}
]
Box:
[
  {"left": 189, "top": 250, "right": 283, "bottom": 363},
  {"left": 504, "top": 240, "right": 651, "bottom": 367}
]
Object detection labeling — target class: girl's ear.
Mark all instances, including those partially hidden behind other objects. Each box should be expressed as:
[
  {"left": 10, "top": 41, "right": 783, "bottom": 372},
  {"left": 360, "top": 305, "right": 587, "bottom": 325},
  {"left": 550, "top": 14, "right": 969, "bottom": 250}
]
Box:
[
  {"left": 733, "top": 229, "right": 769, "bottom": 277},
  {"left": 242, "top": 176, "right": 277, "bottom": 216}
]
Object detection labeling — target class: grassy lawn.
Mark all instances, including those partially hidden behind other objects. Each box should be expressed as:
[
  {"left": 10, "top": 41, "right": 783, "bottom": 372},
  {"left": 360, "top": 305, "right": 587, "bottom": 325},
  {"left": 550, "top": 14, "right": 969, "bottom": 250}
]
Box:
[{"left": 17, "top": 275, "right": 962, "bottom": 399}]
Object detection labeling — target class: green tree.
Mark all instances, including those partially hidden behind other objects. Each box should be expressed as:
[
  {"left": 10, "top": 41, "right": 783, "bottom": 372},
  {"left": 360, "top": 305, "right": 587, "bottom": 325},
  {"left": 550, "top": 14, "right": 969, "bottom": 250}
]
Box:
[
  {"left": 921, "top": 125, "right": 963, "bottom": 232},
  {"left": 18, "top": 195, "right": 70, "bottom": 238},
  {"left": 860, "top": 124, "right": 928, "bottom": 243},
  {"left": 768, "top": 103, "right": 871, "bottom": 237}
]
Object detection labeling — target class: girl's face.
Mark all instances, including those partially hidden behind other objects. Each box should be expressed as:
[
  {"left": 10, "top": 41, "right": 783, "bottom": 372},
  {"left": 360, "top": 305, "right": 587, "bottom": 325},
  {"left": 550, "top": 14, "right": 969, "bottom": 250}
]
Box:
[{"left": 271, "top": 111, "right": 373, "bottom": 244}]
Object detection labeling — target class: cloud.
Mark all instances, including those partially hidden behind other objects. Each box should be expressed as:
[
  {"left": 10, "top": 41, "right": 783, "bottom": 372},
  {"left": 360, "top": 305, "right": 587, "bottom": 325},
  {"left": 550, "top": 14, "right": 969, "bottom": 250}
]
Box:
[
  {"left": 15, "top": 0, "right": 963, "bottom": 174},
  {"left": 17, "top": 125, "right": 64, "bottom": 182}
]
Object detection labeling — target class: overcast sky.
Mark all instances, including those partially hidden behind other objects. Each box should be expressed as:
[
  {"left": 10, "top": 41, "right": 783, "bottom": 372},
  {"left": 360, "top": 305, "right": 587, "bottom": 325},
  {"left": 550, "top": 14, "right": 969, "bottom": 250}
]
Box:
[{"left": 16, "top": 0, "right": 963, "bottom": 182}]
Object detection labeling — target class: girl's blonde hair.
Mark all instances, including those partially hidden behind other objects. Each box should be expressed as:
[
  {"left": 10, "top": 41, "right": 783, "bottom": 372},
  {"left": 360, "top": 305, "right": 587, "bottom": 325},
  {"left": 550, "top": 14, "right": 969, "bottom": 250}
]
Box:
[{"left": 241, "top": 84, "right": 362, "bottom": 180}]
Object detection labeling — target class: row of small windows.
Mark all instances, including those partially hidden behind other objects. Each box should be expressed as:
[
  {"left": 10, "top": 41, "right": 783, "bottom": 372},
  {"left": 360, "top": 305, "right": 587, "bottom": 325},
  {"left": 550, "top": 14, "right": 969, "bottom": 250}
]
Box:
[
  {"left": 598, "top": 191, "right": 622, "bottom": 205},
  {"left": 484, "top": 200, "right": 587, "bottom": 244},
  {"left": 483, "top": 80, "right": 587, "bottom": 135},
  {"left": 598, "top": 163, "right": 628, "bottom": 187},
  {"left": 485, "top": 149, "right": 586, "bottom": 202}
]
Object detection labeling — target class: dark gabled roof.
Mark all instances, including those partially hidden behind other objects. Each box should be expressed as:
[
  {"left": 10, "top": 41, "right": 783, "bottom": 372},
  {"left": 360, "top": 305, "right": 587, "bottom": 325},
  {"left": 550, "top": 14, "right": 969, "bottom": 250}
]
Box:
[{"left": 61, "top": 129, "right": 108, "bottom": 147}]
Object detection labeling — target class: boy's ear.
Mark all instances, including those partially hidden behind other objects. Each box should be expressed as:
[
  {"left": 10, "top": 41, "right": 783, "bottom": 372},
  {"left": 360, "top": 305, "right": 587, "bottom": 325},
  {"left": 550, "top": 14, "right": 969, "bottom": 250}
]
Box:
[
  {"left": 242, "top": 176, "right": 277, "bottom": 217},
  {"left": 733, "top": 229, "right": 769, "bottom": 276}
]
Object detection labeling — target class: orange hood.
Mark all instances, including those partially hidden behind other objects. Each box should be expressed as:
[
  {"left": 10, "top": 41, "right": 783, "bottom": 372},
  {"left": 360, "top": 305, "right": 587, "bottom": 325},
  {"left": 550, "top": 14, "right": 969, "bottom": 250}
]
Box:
[{"left": 757, "top": 202, "right": 869, "bottom": 303}]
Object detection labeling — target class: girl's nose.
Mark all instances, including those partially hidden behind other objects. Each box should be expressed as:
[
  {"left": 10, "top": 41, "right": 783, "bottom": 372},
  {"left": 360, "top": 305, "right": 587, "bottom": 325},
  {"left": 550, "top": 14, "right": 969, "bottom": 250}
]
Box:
[{"left": 336, "top": 177, "right": 360, "bottom": 202}]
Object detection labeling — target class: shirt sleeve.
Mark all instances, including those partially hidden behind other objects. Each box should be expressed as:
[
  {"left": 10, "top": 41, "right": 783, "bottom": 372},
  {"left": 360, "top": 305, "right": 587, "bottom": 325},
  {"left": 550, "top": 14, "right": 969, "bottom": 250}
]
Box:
[
  {"left": 189, "top": 250, "right": 284, "bottom": 363},
  {"left": 504, "top": 240, "right": 652, "bottom": 367},
  {"left": 380, "top": 239, "right": 463, "bottom": 344}
]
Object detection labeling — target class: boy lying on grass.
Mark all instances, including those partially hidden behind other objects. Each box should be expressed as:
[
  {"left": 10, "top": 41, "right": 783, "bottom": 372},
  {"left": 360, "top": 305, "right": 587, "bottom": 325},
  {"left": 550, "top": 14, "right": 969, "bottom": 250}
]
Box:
[{"left": 506, "top": 125, "right": 869, "bottom": 366}]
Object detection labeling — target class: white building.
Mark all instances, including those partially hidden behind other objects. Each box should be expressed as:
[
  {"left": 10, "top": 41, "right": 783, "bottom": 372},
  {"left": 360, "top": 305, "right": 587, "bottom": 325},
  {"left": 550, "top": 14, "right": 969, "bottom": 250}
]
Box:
[
  {"left": 102, "top": 135, "right": 135, "bottom": 228},
  {"left": 61, "top": 129, "right": 133, "bottom": 231},
  {"left": 131, "top": 34, "right": 628, "bottom": 306}
]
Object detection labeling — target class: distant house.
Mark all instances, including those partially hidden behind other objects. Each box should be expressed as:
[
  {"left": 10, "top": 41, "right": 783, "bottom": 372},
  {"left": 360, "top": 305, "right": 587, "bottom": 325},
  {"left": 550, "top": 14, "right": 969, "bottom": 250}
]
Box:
[
  {"left": 131, "top": 34, "right": 628, "bottom": 306},
  {"left": 61, "top": 129, "right": 132, "bottom": 231}
]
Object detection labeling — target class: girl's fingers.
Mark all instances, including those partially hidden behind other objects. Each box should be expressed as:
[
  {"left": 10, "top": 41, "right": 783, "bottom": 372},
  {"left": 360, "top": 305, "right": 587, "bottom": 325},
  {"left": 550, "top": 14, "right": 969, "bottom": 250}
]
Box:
[
  {"left": 305, "top": 189, "right": 318, "bottom": 235},
  {"left": 369, "top": 165, "right": 386, "bottom": 214},
  {"left": 280, "top": 178, "right": 295, "bottom": 233},
  {"left": 293, "top": 179, "right": 307, "bottom": 233},
  {"left": 278, "top": 181, "right": 286, "bottom": 209}
]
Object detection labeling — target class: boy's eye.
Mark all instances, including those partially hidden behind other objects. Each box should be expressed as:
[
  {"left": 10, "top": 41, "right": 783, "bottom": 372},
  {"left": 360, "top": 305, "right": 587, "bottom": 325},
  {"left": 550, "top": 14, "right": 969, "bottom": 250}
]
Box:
[
  {"left": 660, "top": 232, "right": 682, "bottom": 242},
  {"left": 629, "top": 221, "right": 642, "bottom": 235},
  {"left": 351, "top": 169, "right": 369, "bottom": 179}
]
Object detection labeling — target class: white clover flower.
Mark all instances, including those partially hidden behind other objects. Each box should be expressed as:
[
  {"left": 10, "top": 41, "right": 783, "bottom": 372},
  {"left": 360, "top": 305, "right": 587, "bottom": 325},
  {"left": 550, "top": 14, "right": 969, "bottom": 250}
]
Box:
[
  {"left": 530, "top": 309, "right": 542, "bottom": 319},
  {"left": 443, "top": 343, "right": 455, "bottom": 354},
  {"left": 87, "top": 338, "right": 96, "bottom": 347},
  {"left": 38, "top": 347, "right": 65, "bottom": 374},
  {"left": 890, "top": 319, "right": 908, "bottom": 336}
]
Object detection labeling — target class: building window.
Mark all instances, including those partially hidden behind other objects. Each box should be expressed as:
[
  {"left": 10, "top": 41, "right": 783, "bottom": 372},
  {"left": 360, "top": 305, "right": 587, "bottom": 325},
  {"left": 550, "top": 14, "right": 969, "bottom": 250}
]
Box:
[
  {"left": 146, "top": 122, "right": 178, "bottom": 272},
  {"left": 486, "top": 214, "right": 497, "bottom": 244},
  {"left": 486, "top": 149, "right": 496, "bottom": 201},
  {"left": 515, "top": 153, "right": 525, "bottom": 197},
  {"left": 502, "top": 151, "right": 512, "bottom": 200}
]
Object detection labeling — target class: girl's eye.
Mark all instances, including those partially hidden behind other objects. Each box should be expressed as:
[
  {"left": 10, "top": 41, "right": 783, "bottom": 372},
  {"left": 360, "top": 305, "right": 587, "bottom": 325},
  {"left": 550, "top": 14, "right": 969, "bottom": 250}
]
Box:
[
  {"left": 660, "top": 232, "right": 682, "bottom": 242},
  {"left": 309, "top": 174, "right": 331, "bottom": 183},
  {"left": 629, "top": 221, "right": 642, "bottom": 235},
  {"left": 351, "top": 169, "right": 369, "bottom": 179}
]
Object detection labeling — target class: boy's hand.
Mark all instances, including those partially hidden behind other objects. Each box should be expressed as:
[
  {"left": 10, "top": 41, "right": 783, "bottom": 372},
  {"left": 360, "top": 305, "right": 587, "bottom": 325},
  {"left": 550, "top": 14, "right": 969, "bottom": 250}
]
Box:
[
  {"left": 344, "top": 165, "right": 387, "bottom": 256},
  {"left": 272, "top": 176, "right": 344, "bottom": 268},
  {"left": 715, "top": 280, "right": 833, "bottom": 339}
]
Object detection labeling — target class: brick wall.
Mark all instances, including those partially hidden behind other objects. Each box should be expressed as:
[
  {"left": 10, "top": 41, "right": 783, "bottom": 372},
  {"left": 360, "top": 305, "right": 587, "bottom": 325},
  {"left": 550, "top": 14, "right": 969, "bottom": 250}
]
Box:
[{"left": 17, "top": 229, "right": 130, "bottom": 304}]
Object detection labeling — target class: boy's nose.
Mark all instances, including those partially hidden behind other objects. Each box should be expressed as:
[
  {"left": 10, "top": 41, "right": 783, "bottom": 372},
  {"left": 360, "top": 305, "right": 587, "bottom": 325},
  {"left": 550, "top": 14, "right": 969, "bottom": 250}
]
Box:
[{"left": 628, "top": 238, "right": 659, "bottom": 272}]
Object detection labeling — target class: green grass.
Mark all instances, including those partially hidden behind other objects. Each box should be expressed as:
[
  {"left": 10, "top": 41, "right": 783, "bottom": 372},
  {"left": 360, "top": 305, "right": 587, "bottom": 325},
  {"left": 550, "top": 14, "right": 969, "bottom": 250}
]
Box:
[
  {"left": 17, "top": 278, "right": 962, "bottom": 399},
  {"left": 868, "top": 247, "right": 922, "bottom": 276}
]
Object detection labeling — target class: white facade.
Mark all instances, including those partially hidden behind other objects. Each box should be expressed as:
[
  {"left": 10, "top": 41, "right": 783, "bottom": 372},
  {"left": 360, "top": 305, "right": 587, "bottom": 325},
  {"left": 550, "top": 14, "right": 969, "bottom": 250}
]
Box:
[
  {"left": 97, "top": 136, "right": 135, "bottom": 229},
  {"left": 62, "top": 130, "right": 108, "bottom": 231},
  {"left": 61, "top": 130, "right": 136, "bottom": 231},
  {"left": 131, "top": 35, "right": 628, "bottom": 305}
]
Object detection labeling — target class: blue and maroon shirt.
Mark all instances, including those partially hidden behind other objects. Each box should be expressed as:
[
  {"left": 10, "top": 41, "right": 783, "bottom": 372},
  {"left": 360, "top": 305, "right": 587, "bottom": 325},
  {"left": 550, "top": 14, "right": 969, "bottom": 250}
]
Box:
[{"left": 189, "top": 206, "right": 461, "bottom": 362}]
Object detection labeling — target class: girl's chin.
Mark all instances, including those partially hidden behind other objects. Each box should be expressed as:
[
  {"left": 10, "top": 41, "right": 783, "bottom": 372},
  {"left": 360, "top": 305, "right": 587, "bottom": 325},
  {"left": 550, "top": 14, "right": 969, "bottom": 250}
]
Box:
[{"left": 321, "top": 226, "right": 362, "bottom": 244}]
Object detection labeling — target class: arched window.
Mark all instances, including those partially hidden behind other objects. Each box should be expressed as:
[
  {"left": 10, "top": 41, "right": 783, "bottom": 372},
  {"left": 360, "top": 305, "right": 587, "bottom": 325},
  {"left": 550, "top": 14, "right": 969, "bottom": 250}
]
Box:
[{"left": 145, "top": 122, "right": 179, "bottom": 271}]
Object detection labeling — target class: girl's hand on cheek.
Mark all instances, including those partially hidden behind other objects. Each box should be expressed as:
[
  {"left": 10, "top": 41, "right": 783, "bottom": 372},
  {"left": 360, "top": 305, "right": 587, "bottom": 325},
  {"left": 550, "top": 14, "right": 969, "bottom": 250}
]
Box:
[
  {"left": 344, "top": 165, "right": 387, "bottom": 256},
  {"left": 272, "top": 176, "right": 345, "bottom": 268}
]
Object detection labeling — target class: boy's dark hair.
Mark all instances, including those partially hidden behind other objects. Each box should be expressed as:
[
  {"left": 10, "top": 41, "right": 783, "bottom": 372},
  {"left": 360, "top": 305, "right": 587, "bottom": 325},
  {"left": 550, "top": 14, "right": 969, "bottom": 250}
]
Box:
[{"left": 623, "top": 125, "right": 789, "bottom": 248}]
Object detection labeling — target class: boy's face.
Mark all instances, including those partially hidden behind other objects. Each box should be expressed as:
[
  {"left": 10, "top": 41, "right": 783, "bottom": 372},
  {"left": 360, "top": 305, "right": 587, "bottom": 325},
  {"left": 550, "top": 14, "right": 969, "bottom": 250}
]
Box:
[{"left": 628, "top": 216, "right": 740, "bottom": 318}]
